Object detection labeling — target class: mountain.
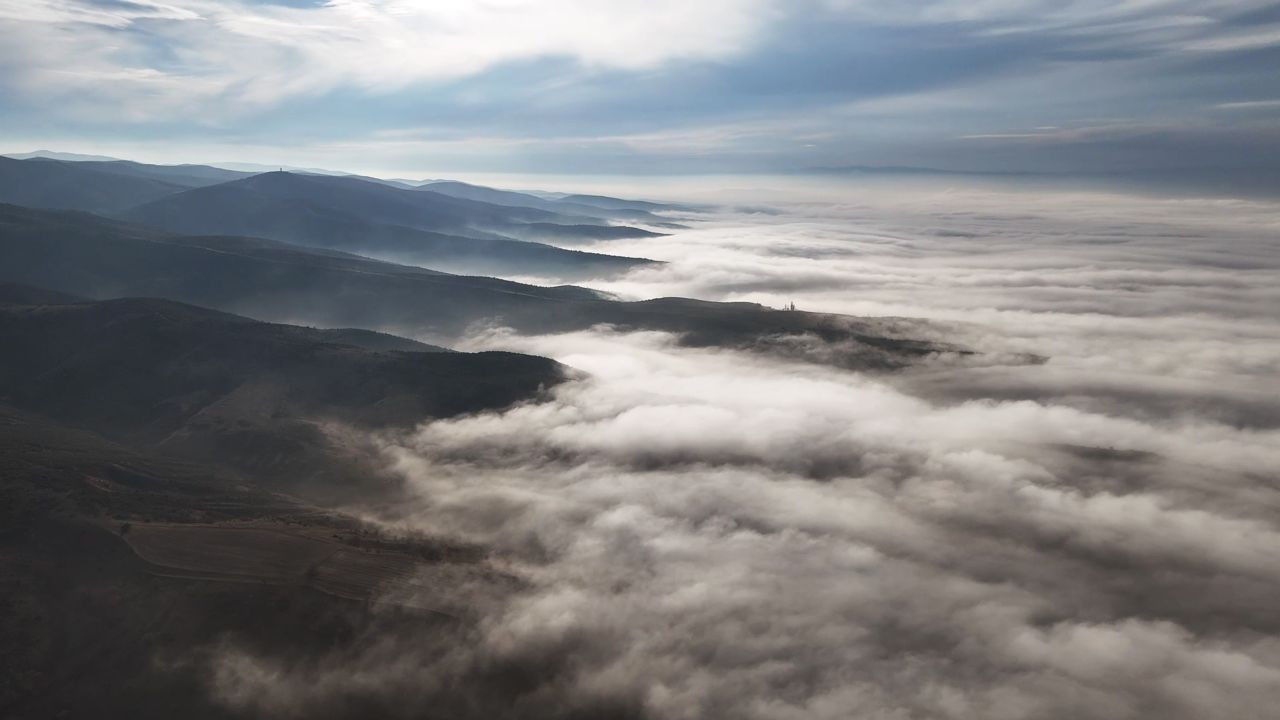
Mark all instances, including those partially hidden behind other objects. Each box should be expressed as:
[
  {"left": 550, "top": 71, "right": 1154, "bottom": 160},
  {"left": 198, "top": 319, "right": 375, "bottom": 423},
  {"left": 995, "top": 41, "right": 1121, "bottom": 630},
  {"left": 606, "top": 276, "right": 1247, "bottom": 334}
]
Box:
[
  {"left": 0, "top": 156, "right": 190, "bottom": 213},
  {"left": 0, "top": 203, "right": 969, "bottom": 370},
  {"left": 119, "top": 173, "right": 658, "bottom": 280},
  {"left": 0, "top": 155, "right": 685, "bottom": 253},
  {"left": 0, "top": 202, "right": 607, "bottom": 333},
  {"left": 121, "top": 171, "right": 663, "bottom": 247},
  {"left": 207, "top": 160, "right": 373, "bottom": 176},
  {"left": 505, "top": 222, "right": 668, "bottom": 244},
  {"left": 0, "top": 284, "right": 564, "bottom": 497},
  {"left": 559, "top": 193, "right": 692, "bottom": 212},
  {"left": 0, "top": 156, "right": 259, "bottom": 212},
  {"left": 420, "top": 180, "right": 678, "bottom": 224},
  {"left": 0, "top": 277, "right": 582, "bottom": 715},
  {"left": 0, "top": 393, "right": 529, "bottom": 719},
  {"left": 62, "top": 159, "right": 255, "bottom": 188},
  {"left": 0, "top": 282, "right": 84, "bottom": 305},
  {"left": 3, "top": 149, "right": 123, "bottom": 162},
  {"left": 127, "top": 171, "right": 584, "bottom": 234},
  {"left": 0, "top": 273, "right": 587, "bottom": 718},
  {"left": 319, "top": 327, "right": 450, "bottom": 353},
  {"left": 418, "top": 180, "right": 584, "bottom": 213}
]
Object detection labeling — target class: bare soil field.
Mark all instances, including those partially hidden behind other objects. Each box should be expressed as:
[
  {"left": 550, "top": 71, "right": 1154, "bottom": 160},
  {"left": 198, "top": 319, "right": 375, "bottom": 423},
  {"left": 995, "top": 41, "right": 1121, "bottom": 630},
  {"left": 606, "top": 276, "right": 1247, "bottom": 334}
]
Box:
[
  {"left": 126, "top": 525, "right": 338, "bottom": 581},
  {"left": 311, "top": 549, "right": 417, "bottom": 600},
  {"left": 123, "top": 523, "right": 431, "bottom": 602}
]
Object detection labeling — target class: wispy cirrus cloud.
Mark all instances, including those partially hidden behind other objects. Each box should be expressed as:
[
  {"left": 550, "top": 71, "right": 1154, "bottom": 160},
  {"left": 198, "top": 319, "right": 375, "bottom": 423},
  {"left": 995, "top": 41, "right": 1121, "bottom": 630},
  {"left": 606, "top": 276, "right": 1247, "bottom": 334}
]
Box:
[
  {"left": 0, "top": 0, "right": 776, "bottom": 115},
  {"left": 1216, "top": 99, "right": 1280, "bottom": 110}
]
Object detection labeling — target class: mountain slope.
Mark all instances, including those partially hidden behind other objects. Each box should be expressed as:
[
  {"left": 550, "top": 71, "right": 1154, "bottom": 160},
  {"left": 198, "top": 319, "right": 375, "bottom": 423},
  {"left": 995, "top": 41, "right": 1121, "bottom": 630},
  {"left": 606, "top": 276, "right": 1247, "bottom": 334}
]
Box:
[
  {"left": 420, "top": 180, "right": 675, "bottom": 224},
  {"left": 127, "top": 171, "right": 579, "bottom": 235},
  {"left": 120, "top": 176, "right": 658, "bottom": 279},
  {"left": 122, "top": 171, "right": 663, "bottom": 246},
  {"left": 0, "top": 401, "right": 501, "bottom": 719},
  {"left": 4, "top": 149, "right": 123, "bottom": 162},
  {"left": 0, "top": 204, "right": 969, "bottom": 370},
  {"left": 507, "top": 222, "right": 668, "bottom": 244},
  {"left": 0, "top": 280, "right": 568, "bottom": 715},
  {"left": 0, "top": 156, "right": 189, "bottom": 213},
  {"left": 0, "top": 285, "right": 565, "bottom": 495},
  {"left": 560, "top": 193, "right": 692, "bottom": 212},
  {"left": 65, "top": 159, "right": 254, "bottom": 188}
]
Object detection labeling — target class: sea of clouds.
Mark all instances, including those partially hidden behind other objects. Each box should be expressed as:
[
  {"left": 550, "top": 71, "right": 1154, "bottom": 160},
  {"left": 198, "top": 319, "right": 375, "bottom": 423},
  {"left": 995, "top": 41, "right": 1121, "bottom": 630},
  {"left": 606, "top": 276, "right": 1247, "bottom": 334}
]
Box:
[{"left": 210, "top": 180, "right": 1280, "bottom": 719}]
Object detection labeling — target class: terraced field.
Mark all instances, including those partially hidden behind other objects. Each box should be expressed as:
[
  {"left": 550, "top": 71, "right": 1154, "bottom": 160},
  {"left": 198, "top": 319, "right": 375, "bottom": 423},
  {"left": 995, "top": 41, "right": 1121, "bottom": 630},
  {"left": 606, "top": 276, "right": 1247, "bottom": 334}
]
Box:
[
  {"left": 311, "top": 548, "right": 418, "bottom": 601},
  {"left": 124, "top": 524, "right": 427, "bottom": 601}
]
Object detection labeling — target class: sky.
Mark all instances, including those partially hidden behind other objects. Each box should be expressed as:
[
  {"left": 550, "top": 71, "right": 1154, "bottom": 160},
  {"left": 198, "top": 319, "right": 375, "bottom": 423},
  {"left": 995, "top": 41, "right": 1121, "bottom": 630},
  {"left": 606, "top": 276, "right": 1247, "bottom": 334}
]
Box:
[{"left": 2, "top": 0, "right": 1280, "bottom": 176}]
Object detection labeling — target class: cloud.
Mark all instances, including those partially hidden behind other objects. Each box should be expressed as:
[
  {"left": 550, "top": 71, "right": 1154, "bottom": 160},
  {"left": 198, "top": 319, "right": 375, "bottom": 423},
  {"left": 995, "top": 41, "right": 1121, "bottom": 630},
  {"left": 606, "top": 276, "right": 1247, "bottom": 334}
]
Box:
[
  {"left": 0, "top": 0, "right": 199, "bottom": 26},
  {"left": 822, "top": 0, "right": 1270, "bottom": 36},
  {"left": 199, "top": 182, "right": 1280, "bottom": 719},
  {"left": 3, "top": 0, "right": 1280, "bottom": 178},
  {"left": 1215, "top": 99, "right": 1280, "bottom": 110},
  {"left": 1185, "top": 24, "right": 1280, "bottom": 51},
  {"left": 0, "top": 0, "right": 775, "bottom": 117}
]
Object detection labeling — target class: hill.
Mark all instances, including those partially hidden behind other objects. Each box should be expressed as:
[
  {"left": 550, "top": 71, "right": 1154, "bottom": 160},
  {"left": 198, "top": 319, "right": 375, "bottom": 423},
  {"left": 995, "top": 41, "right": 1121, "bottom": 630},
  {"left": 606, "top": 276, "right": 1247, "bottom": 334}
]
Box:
[
  {"left": 0, "top": 156, "right": 189, "bottom": 213},
  {"left": 3, "top": 149, "right": 124, "bottom": 162},
  {"left": 0, "top": 401, "right": 503, "bottom": 719},
  {"left": 0, "top": 285, "right": 566, "bottom": 497},
  {"left": 506, "top": 222, "right": 668, "bottom": 244},
  {"left": 120, "top": 174, "right": 658, "bottom": 280},
  {"left": 0, "top": 276, "right": 571, "bottom": 716},
  {"left": 560, "top": 192, "right": 692, "bottom": 212},
  {"left": 420, "top": 180, "right": 678, "bottom": 224},
  {"left": 62, "top": 159, "right": 254, "bottom": 188},
  {"left": 0, "top": 204, "right": 968, "bottom": 370},
  {"left": 126, "top": 171, "right": 569, "bottom": 234},
  {"left": 120, "top": 170, "right": 664, "bottom": 247},
  {"left": 0, "top": 273, "right": 571, "bottom": 715}
]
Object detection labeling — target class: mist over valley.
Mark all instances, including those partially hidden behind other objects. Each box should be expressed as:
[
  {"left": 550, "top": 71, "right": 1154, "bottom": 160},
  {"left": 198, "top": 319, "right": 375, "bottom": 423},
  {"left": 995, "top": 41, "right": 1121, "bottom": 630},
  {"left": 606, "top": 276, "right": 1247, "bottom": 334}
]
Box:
[
  {"left": 0, "top": 153, "right": 1276, "bottom": 718},
  {"left": 3, "top": 1, "right": 1280, "bottom": 716}
]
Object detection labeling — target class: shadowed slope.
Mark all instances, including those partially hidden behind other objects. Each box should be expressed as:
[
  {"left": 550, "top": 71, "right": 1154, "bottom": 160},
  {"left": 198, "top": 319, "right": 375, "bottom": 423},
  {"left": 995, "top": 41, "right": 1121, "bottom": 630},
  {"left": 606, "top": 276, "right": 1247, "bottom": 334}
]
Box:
[
  {"left": 0, "top": 403, "right": 498, "bottom": 719},
  {"left": 0, "top": 204, "right": 976, "bottom": 370},
  {"left": 420, "top": 180, "right": 679, "bottom": 224},
  {"left": 0, "top": 156, "right": 189, "bottom": 213},
  {"left": 0, "top": 286, "right": 567, "bottom": 497},
  {"left": 121, "top": 176, "right": 658, "bottom": 279},
  {"left": 124, "top": 171, "right": 570, "bottom": 238}
]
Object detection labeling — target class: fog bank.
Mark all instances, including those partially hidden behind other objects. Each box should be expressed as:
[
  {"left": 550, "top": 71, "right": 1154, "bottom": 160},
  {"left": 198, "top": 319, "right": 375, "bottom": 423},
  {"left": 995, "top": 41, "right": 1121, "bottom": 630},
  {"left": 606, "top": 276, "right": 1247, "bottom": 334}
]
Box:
[{"left": 211, "top": 182, "right": 1280, "bottom": 719}]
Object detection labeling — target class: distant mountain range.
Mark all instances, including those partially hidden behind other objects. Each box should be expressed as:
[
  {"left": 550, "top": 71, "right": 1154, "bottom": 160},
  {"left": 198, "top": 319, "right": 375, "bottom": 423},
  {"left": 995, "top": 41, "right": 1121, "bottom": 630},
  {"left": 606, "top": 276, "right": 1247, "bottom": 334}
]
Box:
[
  {"left": 420, "top": 180, "right": 693, "bottom": 224},
  {"left": 0, "top": 202, "right": 961, "bottom": 369},
  {"left": 803, "top": 163, "right": 1280, "bottom": 198},
  {"left": 0, "top": 153, "right": 971, "bottom": 373},
  {"left": 0, "top": 155, "right": 193, "bottom": 213},
  {"left": 3, "top": 149, "right": 125, "bottom": 162},
  {"left": 0, "top": 155, "right": 688, "bottom": 279},
  {"left": 120, "top": 170, "right": 663, "bottom": 279},
  {"left": 0, "top": 284, "right": 560, "bottom": 496}
]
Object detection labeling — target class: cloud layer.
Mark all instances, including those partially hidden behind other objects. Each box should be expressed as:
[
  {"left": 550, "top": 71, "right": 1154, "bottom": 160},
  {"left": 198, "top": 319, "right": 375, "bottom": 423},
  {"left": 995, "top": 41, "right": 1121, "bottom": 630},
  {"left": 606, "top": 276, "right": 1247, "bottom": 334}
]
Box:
[
  {"left": 0, "top": 0, "right": 773, "bottom": 116},
  {"left": 203, "top": 180, "right": 1280, "bottom": 718},
  {"left": 3, "top": 1, "right": 1280, "bottom": 175}
]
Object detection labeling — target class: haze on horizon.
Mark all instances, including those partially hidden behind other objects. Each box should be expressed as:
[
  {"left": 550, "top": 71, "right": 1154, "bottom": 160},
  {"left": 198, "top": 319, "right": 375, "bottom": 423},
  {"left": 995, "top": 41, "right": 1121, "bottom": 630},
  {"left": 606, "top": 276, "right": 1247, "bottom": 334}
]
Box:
[{"left": 2, "top": 0, "right": 1280, "bottom": 181}]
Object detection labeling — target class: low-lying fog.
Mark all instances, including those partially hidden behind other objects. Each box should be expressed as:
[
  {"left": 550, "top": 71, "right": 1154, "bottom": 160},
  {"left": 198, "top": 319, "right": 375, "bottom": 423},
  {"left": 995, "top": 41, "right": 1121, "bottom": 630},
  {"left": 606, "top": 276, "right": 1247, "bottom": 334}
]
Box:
[{"left": 216, "top": 180, "right": 1280, "bottom": 719}]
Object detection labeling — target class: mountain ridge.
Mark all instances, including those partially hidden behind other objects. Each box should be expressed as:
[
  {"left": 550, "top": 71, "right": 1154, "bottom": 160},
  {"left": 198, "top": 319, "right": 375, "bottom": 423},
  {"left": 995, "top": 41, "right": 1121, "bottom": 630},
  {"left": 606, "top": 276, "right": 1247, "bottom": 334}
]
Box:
[{"left": 0, "top": 203, "right": 972, "bottom": 371}]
